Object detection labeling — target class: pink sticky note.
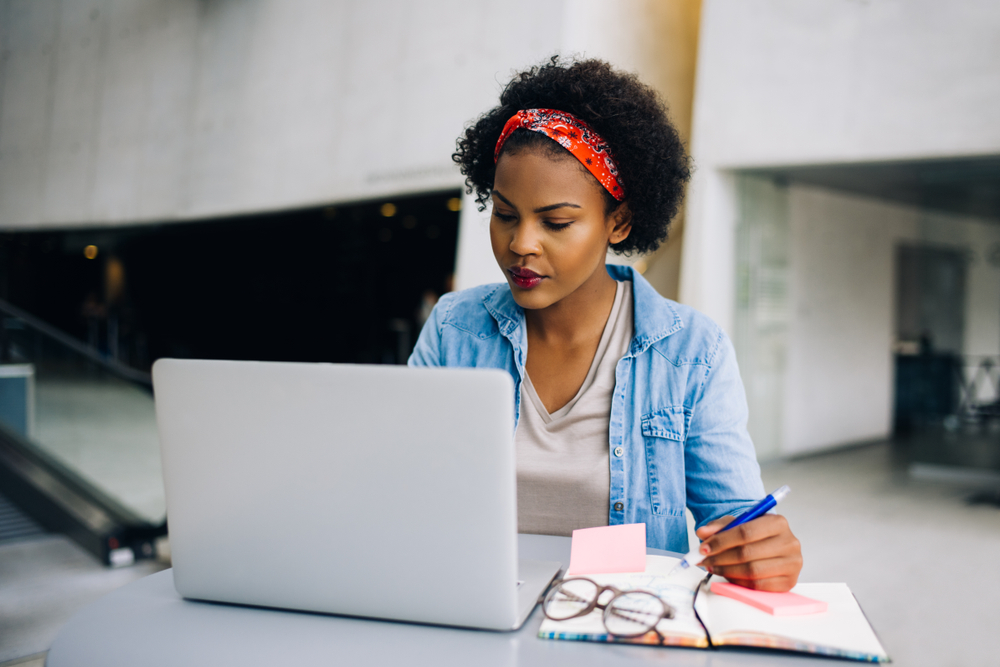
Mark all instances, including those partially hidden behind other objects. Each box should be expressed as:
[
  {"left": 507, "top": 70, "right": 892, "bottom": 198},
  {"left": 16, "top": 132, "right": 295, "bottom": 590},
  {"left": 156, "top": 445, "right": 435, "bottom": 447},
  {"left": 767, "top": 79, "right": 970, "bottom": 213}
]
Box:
[
  {"left": 711, "top": 582, "right": 828, "bottom": 616},
  {"left": 567, "top": 524, "right": 646, "bottom": 575}
]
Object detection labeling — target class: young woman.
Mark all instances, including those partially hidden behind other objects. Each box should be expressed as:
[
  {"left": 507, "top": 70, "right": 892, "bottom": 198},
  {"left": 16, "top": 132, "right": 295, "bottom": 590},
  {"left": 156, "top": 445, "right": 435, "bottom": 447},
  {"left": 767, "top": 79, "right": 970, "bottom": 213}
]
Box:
[{"left": 410, "top": 58, "right": 802, "bottom": 592}]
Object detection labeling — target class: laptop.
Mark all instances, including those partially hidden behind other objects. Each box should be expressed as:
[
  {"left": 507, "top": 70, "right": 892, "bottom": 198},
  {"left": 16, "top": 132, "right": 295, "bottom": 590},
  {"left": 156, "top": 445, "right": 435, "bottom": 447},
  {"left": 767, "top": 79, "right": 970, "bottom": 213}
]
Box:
[{"left": 152, "top": 359, "right": 561, "bottom": 630}]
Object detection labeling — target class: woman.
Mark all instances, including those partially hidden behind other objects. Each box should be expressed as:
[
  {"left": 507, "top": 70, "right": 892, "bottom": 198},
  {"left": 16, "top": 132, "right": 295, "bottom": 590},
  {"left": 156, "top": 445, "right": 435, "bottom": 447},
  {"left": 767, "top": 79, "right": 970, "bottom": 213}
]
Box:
[{"left": 410, "top": 58, "right": 802, "bottom": 592}]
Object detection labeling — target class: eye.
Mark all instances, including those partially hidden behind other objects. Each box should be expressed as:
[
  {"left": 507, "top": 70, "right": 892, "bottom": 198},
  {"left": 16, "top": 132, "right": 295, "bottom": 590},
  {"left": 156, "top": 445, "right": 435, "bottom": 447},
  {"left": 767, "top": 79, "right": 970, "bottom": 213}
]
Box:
[
  {"left": 543, "top": 221, "right": 572, "bottom": 231},
  {"left": 492, "top": 210, "right": 517, "bottom": 222}
]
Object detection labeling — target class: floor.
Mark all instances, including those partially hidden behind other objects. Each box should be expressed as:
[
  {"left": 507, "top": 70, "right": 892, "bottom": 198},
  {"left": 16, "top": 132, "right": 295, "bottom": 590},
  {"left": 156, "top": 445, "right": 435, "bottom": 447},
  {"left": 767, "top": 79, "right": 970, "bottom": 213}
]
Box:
[
  {"left": 759, "top": 443, "right": 1000, "bottom": 667},
  {"left": 33, "top": 376, "right": 165, "bottom": 523},
  {"left": 1, "top": 440, "right": 998, "bottom": 666}
]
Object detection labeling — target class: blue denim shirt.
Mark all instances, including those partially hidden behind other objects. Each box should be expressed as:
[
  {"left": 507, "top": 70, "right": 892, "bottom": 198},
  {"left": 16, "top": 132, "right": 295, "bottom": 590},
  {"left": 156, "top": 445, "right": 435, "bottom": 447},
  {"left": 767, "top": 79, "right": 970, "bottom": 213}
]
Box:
[{"left": 408, "top": 264, "right": 765, "bottom": 553}]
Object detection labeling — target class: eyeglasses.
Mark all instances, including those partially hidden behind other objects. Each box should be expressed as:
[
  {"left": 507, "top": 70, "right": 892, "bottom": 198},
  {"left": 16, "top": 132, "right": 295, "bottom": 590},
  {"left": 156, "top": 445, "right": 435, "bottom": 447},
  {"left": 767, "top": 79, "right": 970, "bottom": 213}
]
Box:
[{"left": 541, "top": 577, "right": 676, "bottom": 640}]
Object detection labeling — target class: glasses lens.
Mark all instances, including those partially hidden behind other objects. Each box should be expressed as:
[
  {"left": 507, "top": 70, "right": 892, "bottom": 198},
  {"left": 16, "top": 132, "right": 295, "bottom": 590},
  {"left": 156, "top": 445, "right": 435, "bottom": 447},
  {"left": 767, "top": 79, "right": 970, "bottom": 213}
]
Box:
[
  {"left": 543, "top": 579, "right": 600, "bottom": 620},
  {"left": 603, "top": 591, "right": 665, "bottom": 637}
]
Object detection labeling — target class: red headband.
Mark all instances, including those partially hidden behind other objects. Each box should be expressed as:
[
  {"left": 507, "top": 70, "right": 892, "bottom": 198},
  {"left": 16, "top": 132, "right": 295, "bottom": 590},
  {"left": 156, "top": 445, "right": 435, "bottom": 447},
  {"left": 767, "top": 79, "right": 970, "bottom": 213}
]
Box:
[{"left": 494, "top": 108, "right": 624, "bottom": 200}]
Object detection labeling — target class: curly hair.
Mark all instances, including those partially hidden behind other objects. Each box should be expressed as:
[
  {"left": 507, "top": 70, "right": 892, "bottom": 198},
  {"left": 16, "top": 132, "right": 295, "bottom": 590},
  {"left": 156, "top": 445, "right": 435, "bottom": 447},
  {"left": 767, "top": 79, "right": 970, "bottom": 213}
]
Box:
[{"left": 452, "top": 56, "right": 690, "bottom": 255}]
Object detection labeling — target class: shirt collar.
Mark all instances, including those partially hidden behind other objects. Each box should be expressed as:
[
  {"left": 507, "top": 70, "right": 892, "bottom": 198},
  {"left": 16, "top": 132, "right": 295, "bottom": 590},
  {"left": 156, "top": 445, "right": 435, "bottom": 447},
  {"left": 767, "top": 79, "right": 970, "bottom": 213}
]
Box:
[
  {"left": 606, "top": 264, "right": 684, "bottom": 355},
  {"left": 482, "top": 264, "right": 684, "bottom": 357}
]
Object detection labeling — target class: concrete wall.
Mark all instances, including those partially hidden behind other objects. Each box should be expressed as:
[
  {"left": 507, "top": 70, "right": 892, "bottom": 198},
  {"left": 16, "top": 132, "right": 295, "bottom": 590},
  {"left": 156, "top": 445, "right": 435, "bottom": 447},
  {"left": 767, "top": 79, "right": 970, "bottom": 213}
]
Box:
[
  {"left": 783, "top": 185, "right": 1000, "bottom": 455},
  {"left": 733, "top": 175, "right": 789, "bottom": 459},
  {"left": 0, "top": 0, "right": 570, "bottom": 229},
  {"left": 682, "top": 0, "right": 1000, "bottom": 321},
  {"left": 681, "top": 0, "right": 1000, "bottom": 456},
  {"left": 690, "top": 0, "right": 1000, "bottom": 169},
  {"left": 453, "top": 0, "right": 702, "bottom": 294},
  {"left": 2, "top": 0, "right": 701, "bottom": 301}
]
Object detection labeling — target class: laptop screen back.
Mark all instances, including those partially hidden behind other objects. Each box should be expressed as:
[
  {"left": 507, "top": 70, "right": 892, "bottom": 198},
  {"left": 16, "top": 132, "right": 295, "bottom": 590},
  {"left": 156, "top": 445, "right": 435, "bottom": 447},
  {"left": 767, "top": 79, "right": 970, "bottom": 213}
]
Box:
[{"left": 153, "top": 359, "right": 519, "bottom": 629}]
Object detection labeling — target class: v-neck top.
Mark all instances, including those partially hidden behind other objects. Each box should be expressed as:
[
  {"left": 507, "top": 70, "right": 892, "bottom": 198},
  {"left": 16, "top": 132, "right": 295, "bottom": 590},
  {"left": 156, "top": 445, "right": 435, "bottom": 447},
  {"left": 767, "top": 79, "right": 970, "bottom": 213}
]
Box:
[
  {"left": 409, "top": 264, "right": 767, "bottom": 554},
  {"left": 515, "top": 280, "right": 634, "bottom": 536}
]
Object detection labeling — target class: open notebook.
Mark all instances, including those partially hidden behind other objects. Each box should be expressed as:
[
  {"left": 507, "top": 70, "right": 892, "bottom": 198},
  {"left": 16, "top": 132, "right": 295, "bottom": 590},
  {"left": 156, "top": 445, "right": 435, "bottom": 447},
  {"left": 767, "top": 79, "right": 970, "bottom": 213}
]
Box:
[{"left": 539, "top": 555, "right": 889, "bottom": 662}]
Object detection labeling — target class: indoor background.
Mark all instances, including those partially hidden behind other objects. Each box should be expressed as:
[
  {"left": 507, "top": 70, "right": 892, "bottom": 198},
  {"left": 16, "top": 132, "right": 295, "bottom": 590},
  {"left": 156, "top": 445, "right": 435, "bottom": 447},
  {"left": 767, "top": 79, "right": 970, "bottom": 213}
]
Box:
[{"left": 1, "top": 1, "right": 998, "bottom": 665}]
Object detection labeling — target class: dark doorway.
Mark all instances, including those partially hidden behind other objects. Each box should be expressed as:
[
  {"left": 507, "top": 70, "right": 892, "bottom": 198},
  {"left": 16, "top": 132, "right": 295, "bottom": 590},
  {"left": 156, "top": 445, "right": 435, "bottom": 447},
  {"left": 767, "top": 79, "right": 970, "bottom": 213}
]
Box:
[
  {"left": 893, "top": 244, "right": 967, "bottom": 431},
  {"left": 0, "top": 191, "right": 462, "bottom": 369},
  {"left": 896, "top": 244, "right": 967, "bottom": 355}
]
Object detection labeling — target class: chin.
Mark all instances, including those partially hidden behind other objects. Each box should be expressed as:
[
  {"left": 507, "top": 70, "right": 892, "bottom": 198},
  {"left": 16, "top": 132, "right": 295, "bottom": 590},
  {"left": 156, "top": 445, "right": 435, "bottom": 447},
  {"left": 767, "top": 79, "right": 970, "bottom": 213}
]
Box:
[{"left": 508, "top": 283, "right": 560, "bottom": 310}]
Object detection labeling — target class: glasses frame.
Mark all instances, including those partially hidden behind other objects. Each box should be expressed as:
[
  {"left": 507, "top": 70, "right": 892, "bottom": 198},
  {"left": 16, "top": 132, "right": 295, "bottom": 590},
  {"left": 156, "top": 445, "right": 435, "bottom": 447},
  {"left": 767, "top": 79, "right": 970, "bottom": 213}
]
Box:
[{"left": 541, "top": 577, "right": 677, "bottom": 641}]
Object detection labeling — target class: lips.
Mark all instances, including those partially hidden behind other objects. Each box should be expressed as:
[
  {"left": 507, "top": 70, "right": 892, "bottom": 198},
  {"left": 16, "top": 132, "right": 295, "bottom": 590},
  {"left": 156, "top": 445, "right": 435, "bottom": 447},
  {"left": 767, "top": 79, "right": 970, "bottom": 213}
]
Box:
[{"left": 508, "top": 266, "right": 544, "bottom": 289}]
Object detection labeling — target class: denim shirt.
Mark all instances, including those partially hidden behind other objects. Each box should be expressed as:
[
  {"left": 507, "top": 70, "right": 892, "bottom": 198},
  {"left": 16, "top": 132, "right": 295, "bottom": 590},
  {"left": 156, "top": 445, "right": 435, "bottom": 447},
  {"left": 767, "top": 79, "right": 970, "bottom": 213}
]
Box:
[{"left": 408, "top": 264, "right": 765, "bottom": 553}]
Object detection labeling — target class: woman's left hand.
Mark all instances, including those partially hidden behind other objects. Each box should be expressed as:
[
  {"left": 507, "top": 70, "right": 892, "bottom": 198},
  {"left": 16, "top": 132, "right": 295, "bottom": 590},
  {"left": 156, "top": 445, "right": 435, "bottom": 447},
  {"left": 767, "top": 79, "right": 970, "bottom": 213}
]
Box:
[{"left": 695, "top": 514, "right": 802, "bottom": 592}]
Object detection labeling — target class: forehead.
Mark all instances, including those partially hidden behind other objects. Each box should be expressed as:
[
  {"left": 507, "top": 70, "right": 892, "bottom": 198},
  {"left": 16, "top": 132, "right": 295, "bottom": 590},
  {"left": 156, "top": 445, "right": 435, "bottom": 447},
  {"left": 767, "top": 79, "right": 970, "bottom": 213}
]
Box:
[{"left": 493, "top": 149, "right": 606, "bottom": 207}]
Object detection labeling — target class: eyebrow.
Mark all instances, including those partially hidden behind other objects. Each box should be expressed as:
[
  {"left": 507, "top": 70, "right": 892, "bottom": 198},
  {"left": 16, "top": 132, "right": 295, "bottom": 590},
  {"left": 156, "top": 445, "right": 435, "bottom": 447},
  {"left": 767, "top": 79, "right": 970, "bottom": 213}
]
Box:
[{"left": 493, "top": 190, "right": 582, "bottom": 213}]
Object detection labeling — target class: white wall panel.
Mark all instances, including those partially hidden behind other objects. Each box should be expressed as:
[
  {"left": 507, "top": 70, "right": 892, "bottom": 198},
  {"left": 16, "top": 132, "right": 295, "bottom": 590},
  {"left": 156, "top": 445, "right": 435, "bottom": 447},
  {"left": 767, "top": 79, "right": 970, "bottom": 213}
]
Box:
[
  {"left": 680, "top": 0, "right": 1000, "bottom": 456},
  {"left": 0, "top": 1, "right": 59, "bottom": 224},
  {"left": 692, "top": 0, "right": 1000, "bottom": 167},
  {"left": 783, "top": 185, "right": 1000, "bottom": 455},
  {"left": 40, "top": 2, "right": 104, "bottom": 220},
  {"left": 683, "top": 0, "right": 1000, "bottom": 313},
  {"left": 965, "top": 227, "right": 1000, "bottom": 358},
  {"left": 0, "top": 0, "right": 573, "bottom": 229}
]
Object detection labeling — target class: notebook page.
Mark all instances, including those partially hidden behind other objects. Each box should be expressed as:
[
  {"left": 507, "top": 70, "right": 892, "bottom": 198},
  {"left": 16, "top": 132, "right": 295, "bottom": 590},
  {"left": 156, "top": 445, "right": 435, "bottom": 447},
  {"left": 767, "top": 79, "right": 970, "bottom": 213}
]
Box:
[
  {"left": 702, "top": 582, "right": 889, "bottom": 661},
  {"left": 538, "top": 555, "right": 708, "bottom": 645}
]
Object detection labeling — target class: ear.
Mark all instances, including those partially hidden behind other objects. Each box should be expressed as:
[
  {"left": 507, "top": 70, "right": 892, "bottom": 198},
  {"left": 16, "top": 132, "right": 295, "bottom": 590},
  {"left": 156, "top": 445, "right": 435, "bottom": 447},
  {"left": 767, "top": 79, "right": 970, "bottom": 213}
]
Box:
[{"left": 608, "top": 203, "right": 633, "bottom": 245}]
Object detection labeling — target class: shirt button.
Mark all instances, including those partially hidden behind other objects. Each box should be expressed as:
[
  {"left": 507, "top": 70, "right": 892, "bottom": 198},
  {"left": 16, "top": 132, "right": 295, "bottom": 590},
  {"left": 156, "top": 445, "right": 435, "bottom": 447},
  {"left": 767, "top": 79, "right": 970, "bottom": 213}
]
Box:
[
  {"left": 613, "top": 446, "right": 624, "bottom": 457},
  {"left": 614, "top": 502, "right": 624, "bottom": 512}
]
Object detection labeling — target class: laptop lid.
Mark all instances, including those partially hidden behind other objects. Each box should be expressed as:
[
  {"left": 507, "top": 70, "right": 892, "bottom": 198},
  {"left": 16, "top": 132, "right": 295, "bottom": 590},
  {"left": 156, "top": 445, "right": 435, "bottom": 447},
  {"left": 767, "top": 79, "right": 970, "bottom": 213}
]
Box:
[{"left": 153, "top": 359, "right": 520, "bottom": 630}]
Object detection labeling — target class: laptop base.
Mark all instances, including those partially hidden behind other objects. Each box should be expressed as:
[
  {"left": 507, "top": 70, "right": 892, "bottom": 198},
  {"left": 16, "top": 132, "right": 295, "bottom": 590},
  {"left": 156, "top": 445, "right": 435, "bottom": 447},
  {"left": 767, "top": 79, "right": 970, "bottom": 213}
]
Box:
[{"left": 514, "top": 558, "right": 563, "bottom": 630}]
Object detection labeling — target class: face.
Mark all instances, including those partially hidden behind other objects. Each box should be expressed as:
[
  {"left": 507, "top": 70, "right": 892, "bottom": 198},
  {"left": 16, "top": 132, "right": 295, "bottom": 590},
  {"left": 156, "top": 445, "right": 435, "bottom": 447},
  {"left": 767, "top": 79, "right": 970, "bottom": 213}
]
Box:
[{"left": 490, "top": 148, "right": 631, "bottom": 311}]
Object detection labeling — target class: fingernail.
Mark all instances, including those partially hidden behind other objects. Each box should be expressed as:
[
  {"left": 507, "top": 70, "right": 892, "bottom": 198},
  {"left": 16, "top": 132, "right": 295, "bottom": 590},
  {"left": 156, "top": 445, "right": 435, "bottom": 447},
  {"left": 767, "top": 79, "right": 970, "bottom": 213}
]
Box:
[
  {"left": 700, "top": 544, "right": 710, "bottom": 555},
  {"left": 706, "top": 566, "right": 714, "bottom": 574}
]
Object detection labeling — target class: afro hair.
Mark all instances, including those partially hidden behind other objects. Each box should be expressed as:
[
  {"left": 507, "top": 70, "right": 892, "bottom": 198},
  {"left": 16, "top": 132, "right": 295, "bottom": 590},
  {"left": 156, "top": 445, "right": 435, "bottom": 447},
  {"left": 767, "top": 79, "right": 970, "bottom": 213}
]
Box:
[{"left": 453, "top": 56, "right": 691, "bottom": 255}]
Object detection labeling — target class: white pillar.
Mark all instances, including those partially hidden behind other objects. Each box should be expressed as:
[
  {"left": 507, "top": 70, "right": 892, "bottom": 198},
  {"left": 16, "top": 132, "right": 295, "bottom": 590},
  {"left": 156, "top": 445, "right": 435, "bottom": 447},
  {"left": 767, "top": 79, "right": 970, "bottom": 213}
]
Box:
[
  {"left": 679, "top": 168, "right": 739, "bottom": 336},
  {"left": 453, "top": 190, "right": 502, "bottom": 291}
]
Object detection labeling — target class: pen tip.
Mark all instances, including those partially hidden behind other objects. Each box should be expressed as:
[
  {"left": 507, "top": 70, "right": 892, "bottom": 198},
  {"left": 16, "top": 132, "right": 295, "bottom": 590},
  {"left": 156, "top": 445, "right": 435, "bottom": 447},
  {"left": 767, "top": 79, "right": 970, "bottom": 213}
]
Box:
[{"left": 772, "top": 485, "right": 791, "bottom": 502}]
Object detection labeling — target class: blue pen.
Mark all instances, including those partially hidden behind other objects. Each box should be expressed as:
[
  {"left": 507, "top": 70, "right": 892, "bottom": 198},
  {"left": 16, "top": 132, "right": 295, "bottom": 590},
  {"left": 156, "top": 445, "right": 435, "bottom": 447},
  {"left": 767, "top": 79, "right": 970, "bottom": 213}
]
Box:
[{"left": 671, "top": 485, "right": 791, "bottom": 573}]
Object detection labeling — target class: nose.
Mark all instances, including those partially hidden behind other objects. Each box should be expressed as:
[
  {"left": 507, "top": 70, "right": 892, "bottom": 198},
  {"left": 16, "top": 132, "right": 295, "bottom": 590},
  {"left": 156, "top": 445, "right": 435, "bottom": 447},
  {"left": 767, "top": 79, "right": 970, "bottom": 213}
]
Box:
[{"left": 509, "top": 220, "right": 542, "bottom": 256}]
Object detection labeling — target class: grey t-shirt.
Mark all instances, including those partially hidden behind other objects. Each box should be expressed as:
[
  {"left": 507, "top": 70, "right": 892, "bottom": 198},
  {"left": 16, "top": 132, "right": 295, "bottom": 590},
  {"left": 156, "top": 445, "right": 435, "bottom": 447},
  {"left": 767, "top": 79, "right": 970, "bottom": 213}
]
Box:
[{"left": 516, "top": 280, "right": 634, "bottom": 536}]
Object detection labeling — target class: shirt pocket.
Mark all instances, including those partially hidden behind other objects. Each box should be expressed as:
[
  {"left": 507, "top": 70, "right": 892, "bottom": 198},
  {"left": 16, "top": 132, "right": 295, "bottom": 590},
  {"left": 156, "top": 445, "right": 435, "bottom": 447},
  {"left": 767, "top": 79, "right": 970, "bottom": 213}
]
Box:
[{"left": 641, "top": 406, "right": 688, "bottom": 517}]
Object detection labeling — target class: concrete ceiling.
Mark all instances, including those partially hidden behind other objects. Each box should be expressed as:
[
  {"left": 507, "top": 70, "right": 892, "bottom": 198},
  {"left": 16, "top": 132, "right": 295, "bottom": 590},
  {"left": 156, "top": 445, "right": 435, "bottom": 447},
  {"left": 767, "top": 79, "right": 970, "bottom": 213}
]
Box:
[{"left": 748, "top": 155, "right": 1000, "bottom": 222}]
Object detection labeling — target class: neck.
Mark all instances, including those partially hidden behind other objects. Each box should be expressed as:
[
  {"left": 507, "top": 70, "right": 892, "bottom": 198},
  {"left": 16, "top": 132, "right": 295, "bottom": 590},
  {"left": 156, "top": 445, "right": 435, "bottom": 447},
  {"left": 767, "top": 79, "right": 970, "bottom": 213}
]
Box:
[{"left": 524, "top": 264, "right": 618, "bottom": 344}]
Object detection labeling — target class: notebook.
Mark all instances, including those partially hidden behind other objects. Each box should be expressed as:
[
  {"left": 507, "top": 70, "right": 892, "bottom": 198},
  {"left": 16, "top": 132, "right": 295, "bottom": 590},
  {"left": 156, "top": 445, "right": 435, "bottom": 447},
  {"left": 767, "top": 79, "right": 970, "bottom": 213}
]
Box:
[{"left": 539, "top": 555, "right": 889, "bottom": 662}]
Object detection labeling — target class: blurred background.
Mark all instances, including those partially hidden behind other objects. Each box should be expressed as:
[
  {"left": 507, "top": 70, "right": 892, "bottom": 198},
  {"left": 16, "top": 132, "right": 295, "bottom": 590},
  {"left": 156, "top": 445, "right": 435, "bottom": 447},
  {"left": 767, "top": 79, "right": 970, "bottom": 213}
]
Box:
[{"left": 1, "top": 1, "right": 998, "bottom": 665}]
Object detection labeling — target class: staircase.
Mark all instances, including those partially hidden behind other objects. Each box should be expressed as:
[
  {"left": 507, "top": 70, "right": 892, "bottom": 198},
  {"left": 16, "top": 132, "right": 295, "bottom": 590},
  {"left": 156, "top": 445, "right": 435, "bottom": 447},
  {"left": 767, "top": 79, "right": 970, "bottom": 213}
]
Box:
[{"left": 0, "top": 299, "right": 165, "bottom": 565}]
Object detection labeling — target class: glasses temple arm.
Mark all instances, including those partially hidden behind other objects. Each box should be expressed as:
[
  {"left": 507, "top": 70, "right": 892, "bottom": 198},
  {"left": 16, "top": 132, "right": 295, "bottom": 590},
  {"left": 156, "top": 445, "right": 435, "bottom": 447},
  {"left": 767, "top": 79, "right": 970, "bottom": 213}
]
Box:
[{"left": 692, "top": 573, "right": 715, "bottom": 649}]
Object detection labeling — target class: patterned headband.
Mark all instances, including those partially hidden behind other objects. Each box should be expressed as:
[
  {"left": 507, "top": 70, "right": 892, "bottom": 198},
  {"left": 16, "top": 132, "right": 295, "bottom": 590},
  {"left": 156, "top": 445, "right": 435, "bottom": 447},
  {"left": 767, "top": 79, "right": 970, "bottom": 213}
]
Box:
[{"left": 494, "top": 108, "right": 625, "bottom": 200}]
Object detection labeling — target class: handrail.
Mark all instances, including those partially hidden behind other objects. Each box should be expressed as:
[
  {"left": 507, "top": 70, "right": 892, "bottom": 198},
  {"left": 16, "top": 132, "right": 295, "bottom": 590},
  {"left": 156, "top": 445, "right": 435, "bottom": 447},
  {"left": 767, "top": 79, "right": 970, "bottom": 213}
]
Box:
[
  {"left": 0, "top": 420, "right": 165, "bottom": 564},
  {"left": 0, "top": 298, "right": 152, "bottom": 387}
]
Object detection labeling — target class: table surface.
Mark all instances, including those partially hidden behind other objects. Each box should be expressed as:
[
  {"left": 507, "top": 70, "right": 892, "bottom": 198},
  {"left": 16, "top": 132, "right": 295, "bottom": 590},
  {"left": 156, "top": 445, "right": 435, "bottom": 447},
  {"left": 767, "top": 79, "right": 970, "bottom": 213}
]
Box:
[{"left": 48, "top": 534, "right": 837, "bottom": 667}]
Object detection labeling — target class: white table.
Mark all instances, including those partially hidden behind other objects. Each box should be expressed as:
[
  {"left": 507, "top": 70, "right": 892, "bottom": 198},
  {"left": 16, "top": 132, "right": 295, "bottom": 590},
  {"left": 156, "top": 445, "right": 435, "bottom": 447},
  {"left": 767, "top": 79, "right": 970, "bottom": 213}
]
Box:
[{"left": 48, "top": 534, "right": 830, "bottom": 666}]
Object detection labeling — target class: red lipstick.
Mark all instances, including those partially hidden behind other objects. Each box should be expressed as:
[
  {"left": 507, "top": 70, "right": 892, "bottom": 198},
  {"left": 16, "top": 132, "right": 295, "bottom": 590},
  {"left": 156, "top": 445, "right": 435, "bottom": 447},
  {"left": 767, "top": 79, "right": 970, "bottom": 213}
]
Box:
[{"left": 509, "top": 266, "right": 544, "bottom": 289}]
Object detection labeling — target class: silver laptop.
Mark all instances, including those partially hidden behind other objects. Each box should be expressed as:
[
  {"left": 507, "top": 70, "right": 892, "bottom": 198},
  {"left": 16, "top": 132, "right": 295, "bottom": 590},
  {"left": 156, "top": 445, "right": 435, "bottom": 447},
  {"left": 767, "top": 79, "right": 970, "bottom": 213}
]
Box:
[{"left": 152, "top": 359, "right": 561, "bottom": 630}]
